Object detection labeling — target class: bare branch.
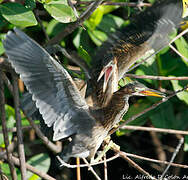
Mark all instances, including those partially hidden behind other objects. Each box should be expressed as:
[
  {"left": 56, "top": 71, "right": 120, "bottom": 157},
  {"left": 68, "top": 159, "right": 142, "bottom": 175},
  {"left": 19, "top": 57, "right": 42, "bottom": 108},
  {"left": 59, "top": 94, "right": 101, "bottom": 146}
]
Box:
[
  {"left": 0, "top": 70, "right": 17, "bottom": 179},
  {"left": 169, "top": 44, "right": 188, "bottom": 63},
  {"left": 75, "top": 1, "right": 151, "bottom": 7},
  {"left": 112, "top": 149, "right": 155, "bottom": 179},
  {"left": 82, "top": 158, "right": 101, "bottom": 180},
  {"left": 26, "top": 116, "right": 62, "bottom": 154},
  {"left": 56, "top": 154, "right": 119, "bottom": 168},
  {"left": 160, "top": 137, "right": 184, "bottom": 179},
  {"left": 126, "top": 29, "right": 188, "bottom": 73},
  {"left": 120, "top": 125, "right": 188, "bottom": 135},
  {"left": 76, "top": 157, "right": 81, "bottom": 180},
  {"left": 150, "top": 130, "right": 166, "bottom": 163},
  {"left": 35, "top": 10, "right": 50, "bottom": 42},
  {"left": 0, "top": 57, "right": 13, "bottom": 72},
  {"left": 125, "top": 74, "right": 188, "bottom": 81},
  {"left": 12, "top": 74, "right": 27, "bottom": 180},
  {"left": 1, "top": 71, "right": 14, "bottom": 94},
  {"left": 103, "top": 154, "right": 108, "bottom": 180},
  {"left": 123, "top": 152, "right": 188, "bottom": 169},
  {"left": 0, "top": 126, "right": 32, "bottom": 134}
]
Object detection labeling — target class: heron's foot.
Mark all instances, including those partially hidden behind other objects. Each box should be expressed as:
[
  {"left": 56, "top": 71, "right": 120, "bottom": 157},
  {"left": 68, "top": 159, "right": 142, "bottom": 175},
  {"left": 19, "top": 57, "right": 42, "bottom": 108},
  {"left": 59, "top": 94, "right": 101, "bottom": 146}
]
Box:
[
  {"left": 91, "top": 140, "right": 115, "bottom": 163},
  {"left": 56, "top": 155, "right": 72, "bottom": 168}
]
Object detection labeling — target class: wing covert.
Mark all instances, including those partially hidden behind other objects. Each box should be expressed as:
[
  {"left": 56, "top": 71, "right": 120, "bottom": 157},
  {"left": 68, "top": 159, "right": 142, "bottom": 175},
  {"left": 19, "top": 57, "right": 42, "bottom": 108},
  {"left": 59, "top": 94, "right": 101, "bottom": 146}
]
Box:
[{"left": 3, "top": 28, "right": 92, "bottom": 141}]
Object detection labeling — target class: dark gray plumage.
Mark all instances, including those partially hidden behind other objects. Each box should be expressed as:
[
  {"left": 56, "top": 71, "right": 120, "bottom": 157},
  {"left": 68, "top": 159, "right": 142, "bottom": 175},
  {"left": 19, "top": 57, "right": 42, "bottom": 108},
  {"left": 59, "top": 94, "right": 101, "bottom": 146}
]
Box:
[{"left": 3, "top": 28, "right": 97, "bottom": 161}]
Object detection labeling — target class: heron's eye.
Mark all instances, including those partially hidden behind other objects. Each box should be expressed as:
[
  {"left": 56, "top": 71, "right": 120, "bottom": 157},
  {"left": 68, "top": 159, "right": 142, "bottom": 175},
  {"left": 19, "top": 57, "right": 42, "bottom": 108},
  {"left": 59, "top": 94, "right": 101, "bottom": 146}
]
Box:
[{"left": 134, "top": 87, "right": 140, "bottom": 91}]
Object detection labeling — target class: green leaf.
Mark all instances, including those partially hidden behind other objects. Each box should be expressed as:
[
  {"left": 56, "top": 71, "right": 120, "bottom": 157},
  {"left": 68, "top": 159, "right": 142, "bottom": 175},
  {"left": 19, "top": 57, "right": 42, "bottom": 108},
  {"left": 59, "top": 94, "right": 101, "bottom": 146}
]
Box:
[
  {"left": 159, "top": 50, "right": 188, "bottom": 76},
  {"left": 88, "top": 29, "right": 107, "bottom": 46},
  {"left": 87, "top": 6, "right": 104, "bottom": 30},
  {"left": 0, "top": 40, "right": 4, "bottom": 55},
  {"left": 184, "top": 135, "right": 188, "bottom": 151},
  {"left": 175, "top": 106, "right": 188, "bottom": 130},
  {"left": 97, "top": 14, "right": 124, "bottom": 34},
  {"left": 1, "top": 163, "right": 12, "bottom": 179},
  {"left": 150, "top": 101, "right": 176, "bottom": 129},
  {"left": 27, "top": 153, "right": 50, "bottom": 180},
  {"left": 25, "top": 0, "right": 36, "bottom": 10},
  {"left": 46, "top": 19, "right": 66, "bottom": 37},
  {"left": 0, "top": 33, "right": 5, "bottom": 55},
  {"left": 0, "top": 105, "right": 15, "bottom": 147},
  {"left": 78, "top": 46, "right": 91, "bottom": 66},
  {"left": 73, "top": 27, "right": 96, "bottom": 54},
  {"left": 0, "top": 3, "right": 37, "bottom": 27},
  {"left": 170, "top": 79, "right": 188, "bottom": 105},
  {"left": 135, "top": 52, "right": 158, "bottom": 85},
  {"left": 174, "top": 36, "right": 188, "bottom": 66},
  {"left": 44, "top": 0, "right": 76, "bottom": 23},
  {"left": 0, "top": 15, "right": 7, "bottom": 29}
]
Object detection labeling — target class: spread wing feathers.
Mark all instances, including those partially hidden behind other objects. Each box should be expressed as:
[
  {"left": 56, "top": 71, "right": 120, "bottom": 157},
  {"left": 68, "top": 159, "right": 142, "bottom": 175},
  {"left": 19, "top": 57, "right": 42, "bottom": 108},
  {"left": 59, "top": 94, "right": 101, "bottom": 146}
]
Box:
[
  {"left": 3, "top": 28, "right": 94, "bottom": 141},
  {"left": 20, "top": 92, "right": 54, "bottom": 139},
  {"left": 141, "top": 0, "right": 182, "bottom": 51},
  {"left": 92, "top": 0, "right": 182, "bottom": 78}
]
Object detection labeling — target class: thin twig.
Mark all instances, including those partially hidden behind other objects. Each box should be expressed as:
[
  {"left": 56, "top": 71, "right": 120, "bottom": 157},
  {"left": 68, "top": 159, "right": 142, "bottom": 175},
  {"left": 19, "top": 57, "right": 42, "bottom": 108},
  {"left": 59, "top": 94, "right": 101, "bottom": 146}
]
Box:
[
  {"left": 68, "top": 0, "right": 79, "bottom": 19},
  {"left": 103, "top": 1, "right": 151, "bottom": 7},
  {"left": 47, "top": 0, "right": 103, "bottom": 45},
  {"left": 76, "top": 157, "right": 81, "bottom": 180},
  {"left": 75, "top": 1, "right": 151, "bottom": 7},
  {"left": 123, "top": 152, "right": 188, "bottom": 169},
  {"left": 56, "top": 154, "right": 119, "bottom": 168},
  {"left": 116, "top": 151, "right": 155, "bottom": 179},
  {"left": 160, "top": 137, "right": 184, "bottom": 179},
  {"left": 150, "top": 130, "right": 166, "bottom": 163},
  {"left": 0, "top": 70, "right": 17, "bottom": 179},
  {"left": 169, "top": 44, "right": 188, "bottom": 63},
  {"left": 170, "top": 28, "right": 188, "bottom": 44},
  {"left": 46, "top": 45, "right": 91, "bottom": 80},
  {"left": 0, "top": 57, "right": 13, "bottom": 72},
  {"left": 126, "top": 29, "right": 188, "bottom": 73},
  {"left": 120, "top": 125, "right": 188, "bottom": 135},
  {"left": 12, "top": 75, "right": 27, "bottom": 180},
  {"left": 0, "top": 126, "right": 32, "bottom": 134},
  {"left": 1, "top": 72, "right": 14, "bottom": 94},
  {"left": 82, "top": 158, "right": 101, "bottom": 180},
  {"left": 103, "top": 154, "right": 108, "bottom": 180},
  {"left": 125, "top": 74, "right": 188, "bottom": 80},
  {"left": 35, "top": 10, "right": 50, "bottom": 42},
  {"left": 26, "top": 116, "right": 62, "bottom": 154}
]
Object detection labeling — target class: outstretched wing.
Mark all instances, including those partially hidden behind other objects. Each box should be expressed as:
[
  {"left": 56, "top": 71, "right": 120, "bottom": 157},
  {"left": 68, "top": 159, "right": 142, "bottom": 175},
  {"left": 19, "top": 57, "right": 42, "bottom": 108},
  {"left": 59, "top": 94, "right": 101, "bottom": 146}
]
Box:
[
  {"left": 3, "top": 28, "right": 94, "bottom": 141},
  {"left": 92, "top": 0, "right": 183, "bottom": 79}
]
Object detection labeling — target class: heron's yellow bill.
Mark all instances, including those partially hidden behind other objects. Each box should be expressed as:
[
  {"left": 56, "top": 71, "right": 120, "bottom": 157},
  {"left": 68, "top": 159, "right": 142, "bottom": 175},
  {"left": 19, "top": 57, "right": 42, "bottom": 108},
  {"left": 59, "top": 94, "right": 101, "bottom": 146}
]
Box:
[{"left": 140, "top": 90, "right": 165, "bottom": 97}]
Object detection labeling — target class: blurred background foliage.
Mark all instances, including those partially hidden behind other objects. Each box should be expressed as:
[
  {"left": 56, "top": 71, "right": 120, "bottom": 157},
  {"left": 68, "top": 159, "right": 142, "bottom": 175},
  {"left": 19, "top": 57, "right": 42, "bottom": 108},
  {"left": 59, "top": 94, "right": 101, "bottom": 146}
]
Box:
[{"left": 0, "top": 0, "right": 188, "bottom": 179}]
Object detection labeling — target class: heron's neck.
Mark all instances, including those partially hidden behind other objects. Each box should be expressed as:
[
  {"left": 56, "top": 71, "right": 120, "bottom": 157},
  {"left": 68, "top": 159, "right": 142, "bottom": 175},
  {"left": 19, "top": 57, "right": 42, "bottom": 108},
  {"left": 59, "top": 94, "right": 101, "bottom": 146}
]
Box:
[{"left": 100, "top": 90, "right": 130, "bottom": 129}]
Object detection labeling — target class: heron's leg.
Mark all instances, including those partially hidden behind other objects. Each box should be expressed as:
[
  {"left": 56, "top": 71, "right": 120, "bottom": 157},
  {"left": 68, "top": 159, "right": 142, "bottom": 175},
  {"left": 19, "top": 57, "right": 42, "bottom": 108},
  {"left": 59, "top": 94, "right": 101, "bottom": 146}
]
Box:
[{"left": 90, "top": 136, "right": 120, "bottom": 163}]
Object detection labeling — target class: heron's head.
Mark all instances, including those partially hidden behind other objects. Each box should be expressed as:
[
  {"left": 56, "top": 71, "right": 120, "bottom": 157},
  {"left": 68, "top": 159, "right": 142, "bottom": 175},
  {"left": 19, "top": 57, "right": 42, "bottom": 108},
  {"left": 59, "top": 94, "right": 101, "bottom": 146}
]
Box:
[
  {"left": 97, "top": 58, "right": 117, "bottom": 93},
  {"left": 120, "top": 81, "right": 165, "bottom": 98}
]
